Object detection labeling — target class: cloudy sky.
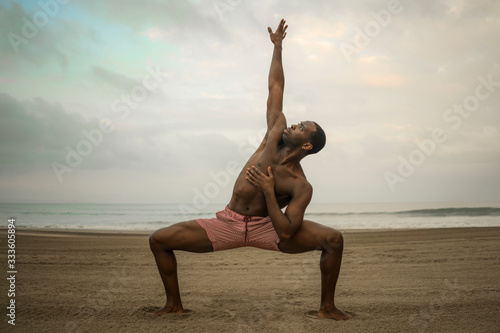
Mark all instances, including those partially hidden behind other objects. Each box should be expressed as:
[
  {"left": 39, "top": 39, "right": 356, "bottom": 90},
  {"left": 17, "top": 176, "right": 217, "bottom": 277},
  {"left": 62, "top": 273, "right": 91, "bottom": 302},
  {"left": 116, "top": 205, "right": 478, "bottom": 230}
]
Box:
[{"left": 1, "top": 0, "right": 499, "bottom": 204}]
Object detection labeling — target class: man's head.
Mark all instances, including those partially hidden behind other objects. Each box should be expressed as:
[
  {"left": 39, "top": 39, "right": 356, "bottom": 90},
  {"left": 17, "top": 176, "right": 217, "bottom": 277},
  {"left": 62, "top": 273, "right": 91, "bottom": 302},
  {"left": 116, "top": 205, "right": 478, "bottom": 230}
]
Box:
[
  {"left": 307, "top": 121, "right": 326, "bottom": 155},
  {"left": 282, "top": 120, "right": 326, "bottom": 155}
]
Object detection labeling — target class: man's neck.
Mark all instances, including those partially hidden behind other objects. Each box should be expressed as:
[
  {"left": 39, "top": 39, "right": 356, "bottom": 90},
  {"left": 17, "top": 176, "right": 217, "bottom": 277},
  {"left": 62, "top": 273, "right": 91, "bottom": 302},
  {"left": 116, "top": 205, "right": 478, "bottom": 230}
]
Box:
[{"left": 279, "top": 145, "right": 306, "bottom": 166}]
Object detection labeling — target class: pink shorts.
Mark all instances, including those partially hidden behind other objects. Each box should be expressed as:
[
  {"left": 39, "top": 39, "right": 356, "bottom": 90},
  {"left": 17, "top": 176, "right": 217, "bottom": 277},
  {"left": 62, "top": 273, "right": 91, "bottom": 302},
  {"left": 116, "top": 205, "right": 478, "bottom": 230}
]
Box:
[{"left": 196, "top": 206, "right": 281, "bottom": 252}]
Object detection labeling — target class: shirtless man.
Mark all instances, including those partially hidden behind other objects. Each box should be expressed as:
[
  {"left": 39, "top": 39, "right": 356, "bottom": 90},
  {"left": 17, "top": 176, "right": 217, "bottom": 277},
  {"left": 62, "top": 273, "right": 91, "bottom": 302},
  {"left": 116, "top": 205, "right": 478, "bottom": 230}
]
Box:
[{"left": 149, "top": 19, "right": 350, "bottom": 320}]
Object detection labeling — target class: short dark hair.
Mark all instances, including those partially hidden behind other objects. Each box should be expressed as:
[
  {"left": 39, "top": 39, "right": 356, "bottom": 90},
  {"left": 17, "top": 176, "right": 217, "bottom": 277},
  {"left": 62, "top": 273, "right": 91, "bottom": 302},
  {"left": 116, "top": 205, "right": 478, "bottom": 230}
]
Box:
[{"left": 308, "top": 122, "right": 326, "bottom": 155}]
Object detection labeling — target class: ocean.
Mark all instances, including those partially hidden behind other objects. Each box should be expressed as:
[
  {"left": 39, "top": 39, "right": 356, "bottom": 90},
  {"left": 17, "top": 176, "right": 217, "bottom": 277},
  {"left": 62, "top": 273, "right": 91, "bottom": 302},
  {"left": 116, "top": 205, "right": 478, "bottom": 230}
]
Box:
[{"left": 2, "top": 202, "right": 500, "bottom": 232}]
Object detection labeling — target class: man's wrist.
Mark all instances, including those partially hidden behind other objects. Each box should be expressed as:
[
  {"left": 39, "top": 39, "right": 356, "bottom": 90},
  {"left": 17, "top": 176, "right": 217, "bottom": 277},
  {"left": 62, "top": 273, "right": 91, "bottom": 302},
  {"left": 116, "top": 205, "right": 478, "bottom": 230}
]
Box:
[{"left": 262, "top": 187, "right": 275, "bottom": 197}]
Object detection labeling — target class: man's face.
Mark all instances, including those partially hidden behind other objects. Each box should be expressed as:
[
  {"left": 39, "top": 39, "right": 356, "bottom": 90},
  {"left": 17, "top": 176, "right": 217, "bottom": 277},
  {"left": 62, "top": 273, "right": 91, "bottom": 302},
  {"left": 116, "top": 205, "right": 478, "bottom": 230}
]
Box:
[{"left": 282, "top": 120, "right": 316, "bottom": 146}]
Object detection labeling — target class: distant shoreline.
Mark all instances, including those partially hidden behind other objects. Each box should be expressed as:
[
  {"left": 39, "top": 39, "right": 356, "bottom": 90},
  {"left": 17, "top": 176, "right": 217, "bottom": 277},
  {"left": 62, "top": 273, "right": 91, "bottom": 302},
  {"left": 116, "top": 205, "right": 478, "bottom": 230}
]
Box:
[
  {"left": 3, "top": 225, "right": 500, "bottom": 236},
  {"left": 2, "top": 202, "right": 500, "bottom": 231}
]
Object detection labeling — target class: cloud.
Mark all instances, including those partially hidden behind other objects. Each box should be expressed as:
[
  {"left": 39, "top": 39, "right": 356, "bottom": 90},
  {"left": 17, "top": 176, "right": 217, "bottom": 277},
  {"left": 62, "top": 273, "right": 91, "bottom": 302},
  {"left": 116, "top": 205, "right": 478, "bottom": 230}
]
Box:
[
  {"left": 77, "top": 0, "right": 233, "bottom": 44},
  {"left": 0, "top": 93, "right": 151, "bottom": 175},
  {"left": 0, "top": 93, "right": 83, "bottom": 173},
  {"left": 91, "top": 66, "right": 138, "bottom": 91},
  {"left": 0, "top": 1, "right": 98, "bottom": 72},
  {"left": 0, "top": 92, "right": 249, "bottom": 177},
  {"left": 1, "top": 0, "right": 499, "bottom": 203},
  {"left": 140, "top": 27, "right": 170, "bottom": 42}
]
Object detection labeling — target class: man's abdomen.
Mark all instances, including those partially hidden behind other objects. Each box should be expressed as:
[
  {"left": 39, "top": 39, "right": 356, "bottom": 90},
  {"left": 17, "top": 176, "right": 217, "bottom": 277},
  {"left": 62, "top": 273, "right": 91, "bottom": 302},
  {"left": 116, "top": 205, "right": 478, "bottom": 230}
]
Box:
[
  {"left": 228, "top": 172, "right": 269, "bottom": 217},
  {"left": 228, "top": 146, "right": 278, "bottom": 217}
]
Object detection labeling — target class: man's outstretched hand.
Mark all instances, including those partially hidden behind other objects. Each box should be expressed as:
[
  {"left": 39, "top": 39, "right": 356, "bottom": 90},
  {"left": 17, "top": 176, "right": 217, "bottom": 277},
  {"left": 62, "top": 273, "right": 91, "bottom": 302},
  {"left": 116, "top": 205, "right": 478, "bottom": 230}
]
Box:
[{"left": 268, "top": 19, "right": 287, "bottom": 46}]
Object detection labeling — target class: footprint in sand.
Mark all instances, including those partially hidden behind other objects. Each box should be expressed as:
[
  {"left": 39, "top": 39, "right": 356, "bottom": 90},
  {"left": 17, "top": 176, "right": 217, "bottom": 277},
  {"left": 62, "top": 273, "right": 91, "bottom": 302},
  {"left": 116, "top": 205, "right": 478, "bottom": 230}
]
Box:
[
  {"left": 139, "top": 306, "right": 193, "bottom": 316},
  {"left": 304, "top": 310, "right": 356, "bottom": 320}
]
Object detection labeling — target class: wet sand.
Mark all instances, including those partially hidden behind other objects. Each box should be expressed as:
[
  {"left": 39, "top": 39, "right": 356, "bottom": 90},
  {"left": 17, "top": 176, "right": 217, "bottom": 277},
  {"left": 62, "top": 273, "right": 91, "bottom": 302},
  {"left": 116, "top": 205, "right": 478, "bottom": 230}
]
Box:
[{"left": 1, "top": 227, "right": 499, "bottom": 332}]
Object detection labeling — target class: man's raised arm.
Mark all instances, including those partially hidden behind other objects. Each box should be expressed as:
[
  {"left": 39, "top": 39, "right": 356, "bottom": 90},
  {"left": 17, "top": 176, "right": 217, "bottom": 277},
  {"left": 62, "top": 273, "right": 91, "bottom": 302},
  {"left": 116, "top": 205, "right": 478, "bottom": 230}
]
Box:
[{"left": 266, "top": 19, "right": 288, "bottom": 130}]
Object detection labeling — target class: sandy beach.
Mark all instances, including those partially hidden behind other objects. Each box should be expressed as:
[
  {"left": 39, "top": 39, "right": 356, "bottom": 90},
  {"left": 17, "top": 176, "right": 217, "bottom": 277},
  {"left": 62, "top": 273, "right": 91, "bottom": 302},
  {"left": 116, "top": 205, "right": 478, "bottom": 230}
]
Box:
[{"left": 1, "top": 227, "right": 499, "bottom": 333}]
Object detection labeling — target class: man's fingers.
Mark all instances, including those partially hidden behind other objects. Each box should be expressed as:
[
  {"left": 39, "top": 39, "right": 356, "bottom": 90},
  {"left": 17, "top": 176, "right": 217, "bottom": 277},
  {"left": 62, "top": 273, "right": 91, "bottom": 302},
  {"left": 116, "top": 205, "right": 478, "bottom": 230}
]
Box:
[
  {"left": 246, "top": 168, "right": 261, "bottom": 180},
  {"left": 248, "top": 166, "right": 272, "bottom": 178},
  {"left": 251, "top": 166, "right": 266, "bottom": 175},
  {"left": 270, "top": 20, "right": 287, "bottom": 38},
  {"left": 245, "top": 171, "right": 256, "bottom": 182},
  {"left": 277, "top": 19, "right": 285, "bottom": 32},
  {"left": 246, "top": 176, "right": 257, "bottom": 186},
  {"left": 245, "top": 170, "right": 261, "bottom": 187}
]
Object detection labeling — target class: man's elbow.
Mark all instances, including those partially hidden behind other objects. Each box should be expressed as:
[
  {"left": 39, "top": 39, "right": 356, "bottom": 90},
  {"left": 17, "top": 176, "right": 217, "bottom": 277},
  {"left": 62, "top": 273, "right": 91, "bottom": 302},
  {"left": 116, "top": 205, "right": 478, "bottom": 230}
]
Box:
[
  {"left": 278, "top": 228, "right": 298, "bottom": 242},
  {"left": 278, "top": 233, "right": 291, "bottom": 242},
  {"left": 268, "top": 82, "right": 284, "bottom": 92}
]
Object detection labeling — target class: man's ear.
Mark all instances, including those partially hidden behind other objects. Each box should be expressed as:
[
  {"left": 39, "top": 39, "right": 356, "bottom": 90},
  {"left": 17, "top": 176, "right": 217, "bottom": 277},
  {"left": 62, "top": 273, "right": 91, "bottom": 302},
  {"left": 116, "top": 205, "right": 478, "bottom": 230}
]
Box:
[{"left": 302, "top": 143, "right": 313, "bottom": 151}]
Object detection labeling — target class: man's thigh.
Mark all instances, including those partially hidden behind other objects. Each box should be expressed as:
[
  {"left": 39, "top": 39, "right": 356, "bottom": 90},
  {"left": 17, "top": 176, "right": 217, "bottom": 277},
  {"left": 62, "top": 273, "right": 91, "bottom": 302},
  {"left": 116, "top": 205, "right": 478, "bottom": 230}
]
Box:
[
  {"left": 278, "top": 220, "right": 339, "bottom": 254},
  {"left": 151, "top": 220, "right": 213, "bottom": 253}
]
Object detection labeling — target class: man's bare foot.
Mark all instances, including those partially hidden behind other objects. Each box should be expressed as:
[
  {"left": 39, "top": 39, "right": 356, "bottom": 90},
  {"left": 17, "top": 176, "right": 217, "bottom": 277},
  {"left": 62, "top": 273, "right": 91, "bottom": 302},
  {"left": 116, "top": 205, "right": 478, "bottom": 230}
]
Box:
[
  {"left": 318, "top": 307, "right": 352, "bottom": 320},
  {"left": 154, "top": 305, "right": 184, "bottom": 316}
]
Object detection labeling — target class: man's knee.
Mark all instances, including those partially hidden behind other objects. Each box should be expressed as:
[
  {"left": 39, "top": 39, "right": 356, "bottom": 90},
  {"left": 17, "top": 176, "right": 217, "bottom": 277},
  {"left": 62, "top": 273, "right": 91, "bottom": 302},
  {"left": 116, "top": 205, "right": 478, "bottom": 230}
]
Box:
[
  {"left": 149, "top": 230, "right": 161, "bottom": 252},
  {"left": 331, "top": 229, "right": 344, "bottom": 245},
  {"left": 323, "top": 229, "right": 343, "bottom": 252},
  {"left": 149, "top": 228, "right": 174, "bottom": 252}
]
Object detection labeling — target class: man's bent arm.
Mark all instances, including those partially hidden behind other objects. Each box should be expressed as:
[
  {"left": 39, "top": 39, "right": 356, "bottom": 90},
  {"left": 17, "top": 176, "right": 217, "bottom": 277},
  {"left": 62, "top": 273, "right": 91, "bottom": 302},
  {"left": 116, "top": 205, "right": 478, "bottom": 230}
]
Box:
[
  {"left": 264, "top": 183, "right": 311, "bottom": 241},
  {"left": 246, "top": 166, "right": 311, "bottom": 241},
  {"left": 267, "top": 19, "right": 287, "bottom": 130}
]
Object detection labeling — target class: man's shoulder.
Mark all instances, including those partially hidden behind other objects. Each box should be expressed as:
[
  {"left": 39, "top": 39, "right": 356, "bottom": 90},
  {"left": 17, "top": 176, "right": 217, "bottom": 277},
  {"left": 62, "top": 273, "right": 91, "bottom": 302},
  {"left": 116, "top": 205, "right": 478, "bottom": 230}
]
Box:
[
  {"left": 292, "top": 174, "right": 313, "bottom": 196},
  {"left": 256, "top": 114, "right": 286, "bottom": 151}
]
